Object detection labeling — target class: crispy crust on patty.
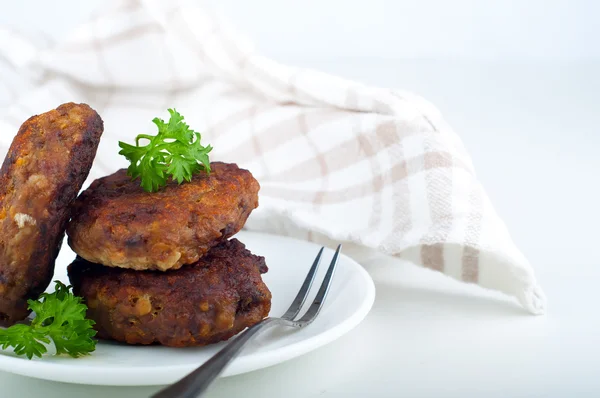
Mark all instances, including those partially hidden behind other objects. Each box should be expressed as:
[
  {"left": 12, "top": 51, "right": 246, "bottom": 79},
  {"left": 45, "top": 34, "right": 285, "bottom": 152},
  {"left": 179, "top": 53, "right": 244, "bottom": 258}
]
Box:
[
  {"left": 0, "top": 103, "right": 103, "bottom": 325},
  {"left": 67, "top": 162, "right": 259, "bottom": 271},
  {"left": 68, "top": 239, "right": 271, "bottom": 347}
]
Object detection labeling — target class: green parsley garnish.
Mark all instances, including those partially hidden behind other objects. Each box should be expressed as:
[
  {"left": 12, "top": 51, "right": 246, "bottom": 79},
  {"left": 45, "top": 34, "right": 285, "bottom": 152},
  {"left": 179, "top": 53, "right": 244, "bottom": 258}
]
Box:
[
  {"left": 0, "top": 281, "right": 97, "bottom": 359},
  {"left": 118, "top": 109, "right": 212, "bottom": 192}
]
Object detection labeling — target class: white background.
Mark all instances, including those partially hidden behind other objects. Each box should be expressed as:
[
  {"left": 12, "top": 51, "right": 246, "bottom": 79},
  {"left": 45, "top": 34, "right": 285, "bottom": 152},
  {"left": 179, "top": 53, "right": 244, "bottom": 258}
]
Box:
[
  {"left": 1, "top": 1, "right": 599, "bottom": 397},
  {"left": 2, "top": 0, "right": 598, "bottom": 60}
]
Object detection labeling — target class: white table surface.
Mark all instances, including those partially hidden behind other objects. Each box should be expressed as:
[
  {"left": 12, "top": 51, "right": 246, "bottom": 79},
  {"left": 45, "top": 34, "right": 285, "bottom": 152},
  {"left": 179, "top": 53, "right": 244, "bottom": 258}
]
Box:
[{"left": 0, "top": 57, "right": 597, "bottom": 397}]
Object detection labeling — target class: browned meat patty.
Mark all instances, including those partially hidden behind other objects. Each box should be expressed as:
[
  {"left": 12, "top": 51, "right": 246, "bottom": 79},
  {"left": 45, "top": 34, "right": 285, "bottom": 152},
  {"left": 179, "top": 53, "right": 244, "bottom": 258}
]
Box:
[
  {"left": 67, "top": 162, "right": 259, "bottom": 271},
  {"left": 68, "top": 238, "right": 271, "bottom": 347},
  {"left": 0, "top": 103, "right": 103, "bottom": 325}
]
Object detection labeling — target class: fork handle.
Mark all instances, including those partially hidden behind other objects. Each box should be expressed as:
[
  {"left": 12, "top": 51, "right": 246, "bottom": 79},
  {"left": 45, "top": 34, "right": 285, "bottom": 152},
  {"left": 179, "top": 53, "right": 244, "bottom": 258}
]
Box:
[{"left": 151, "top": 318, "right": 278, "bottom": 398}]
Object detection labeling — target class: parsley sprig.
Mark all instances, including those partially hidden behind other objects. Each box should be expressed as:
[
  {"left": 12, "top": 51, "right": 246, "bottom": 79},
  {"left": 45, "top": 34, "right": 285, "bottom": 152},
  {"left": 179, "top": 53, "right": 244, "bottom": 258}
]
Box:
[
  {"left": 118, "top": 109, "right": 212, "bottom": 192},
  {"left": 0, "top": 281, "right": 97, "bottom": 359}
]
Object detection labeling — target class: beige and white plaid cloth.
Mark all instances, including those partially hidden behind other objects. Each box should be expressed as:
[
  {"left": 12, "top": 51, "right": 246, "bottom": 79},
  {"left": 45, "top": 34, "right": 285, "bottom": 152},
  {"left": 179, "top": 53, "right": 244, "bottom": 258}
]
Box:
[{"left": 0, "top": 0, "right": 545, "bottom": 314}]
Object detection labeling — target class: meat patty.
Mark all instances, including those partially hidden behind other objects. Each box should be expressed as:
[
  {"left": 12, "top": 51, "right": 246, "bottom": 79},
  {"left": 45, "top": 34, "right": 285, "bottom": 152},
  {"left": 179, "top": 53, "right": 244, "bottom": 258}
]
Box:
[
  {"left": 0, "top": 103, "right": 103, "bottom": 325},
  {"left": 68, "top": 238, "right": 271, "bottom": 347},
  {"left": 67, "top": 162, "right": 259, "bottom": 271}
]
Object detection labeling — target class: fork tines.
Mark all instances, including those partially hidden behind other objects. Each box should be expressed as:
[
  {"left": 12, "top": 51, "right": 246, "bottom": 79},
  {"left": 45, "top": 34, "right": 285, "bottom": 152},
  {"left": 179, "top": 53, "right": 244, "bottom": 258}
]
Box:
[{"left": 282, "top": 244, "right": 342, "bottom": 325}]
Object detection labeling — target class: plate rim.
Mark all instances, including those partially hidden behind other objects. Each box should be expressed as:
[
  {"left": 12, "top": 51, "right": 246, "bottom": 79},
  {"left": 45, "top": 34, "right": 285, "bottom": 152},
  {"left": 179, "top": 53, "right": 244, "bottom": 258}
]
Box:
[{"left": 0, "top": 231, "right": 376, "bottom": 386}]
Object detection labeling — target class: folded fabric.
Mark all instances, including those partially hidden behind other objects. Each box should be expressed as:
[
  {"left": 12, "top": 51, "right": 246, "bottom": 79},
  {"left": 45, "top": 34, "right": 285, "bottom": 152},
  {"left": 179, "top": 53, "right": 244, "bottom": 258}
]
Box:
[{"left": 0, "top": 0, "right": 545, "bottom": 314}]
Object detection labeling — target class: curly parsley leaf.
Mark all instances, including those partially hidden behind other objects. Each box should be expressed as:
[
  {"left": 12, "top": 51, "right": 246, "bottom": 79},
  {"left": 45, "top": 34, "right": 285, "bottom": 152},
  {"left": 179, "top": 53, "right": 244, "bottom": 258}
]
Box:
[
  {"left": 0, "top": 281, "right": 97, "bottom": 360},
  {"left": 118, "top": 109, "right": 212, "bottom": 192},
  {"left": 0, "top": 324, "right": 49, "bottom": 360}
]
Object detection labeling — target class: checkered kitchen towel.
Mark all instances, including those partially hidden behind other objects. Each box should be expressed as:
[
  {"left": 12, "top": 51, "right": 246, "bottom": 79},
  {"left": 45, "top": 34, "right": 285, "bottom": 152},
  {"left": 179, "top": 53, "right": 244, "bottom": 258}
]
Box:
[{"left": 0, "top": 0, "right": 545, "bottom": 314}]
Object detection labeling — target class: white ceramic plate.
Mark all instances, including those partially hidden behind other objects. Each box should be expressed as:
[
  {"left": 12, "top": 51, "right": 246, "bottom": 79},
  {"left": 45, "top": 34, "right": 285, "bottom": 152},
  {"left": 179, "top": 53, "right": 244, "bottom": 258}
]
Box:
[{"left": 0, "top": 231, "right": 375, "bottom": 386}]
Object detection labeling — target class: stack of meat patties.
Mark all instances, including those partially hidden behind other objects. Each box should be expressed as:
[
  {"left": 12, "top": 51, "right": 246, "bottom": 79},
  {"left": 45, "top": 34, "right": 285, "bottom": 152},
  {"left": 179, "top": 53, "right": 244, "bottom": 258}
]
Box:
[
  {"left": 0, "top": 101, "right": 270, "bottom": 346},
  {"left": 67, "top": 162, "right": 271, "bottom": 347},
  {"left": 66, "top": 160, "right": 271, "bottom": 347}
]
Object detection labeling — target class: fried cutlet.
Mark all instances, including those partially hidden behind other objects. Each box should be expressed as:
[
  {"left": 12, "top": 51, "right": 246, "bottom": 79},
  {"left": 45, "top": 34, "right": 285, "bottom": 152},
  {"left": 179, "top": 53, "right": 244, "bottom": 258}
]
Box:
[
  {"left": 67, "top": 162, "right": 259, "bottom": 271},
  {"left": 68, "top": 238, "right": 271, "bottom": 347},
  {"left": 0, "top": 102, "right": 103, "bottom": 325}
]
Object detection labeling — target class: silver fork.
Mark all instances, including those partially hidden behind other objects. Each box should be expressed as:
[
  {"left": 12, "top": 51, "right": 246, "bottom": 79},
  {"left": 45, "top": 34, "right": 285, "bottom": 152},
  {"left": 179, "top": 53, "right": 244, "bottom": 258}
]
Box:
[{"left": 151, "top": 244, "right": 342, "bottom": 398}]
